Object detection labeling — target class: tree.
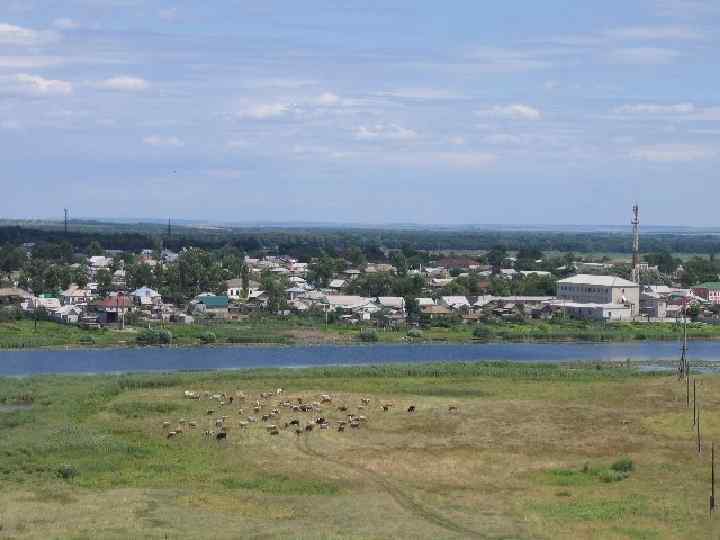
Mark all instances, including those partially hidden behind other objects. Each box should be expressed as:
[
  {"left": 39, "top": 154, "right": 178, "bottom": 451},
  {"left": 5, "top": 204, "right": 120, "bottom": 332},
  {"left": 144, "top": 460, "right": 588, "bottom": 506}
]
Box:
[
  {"left": 87, "top": 241, "right": 104, "bottom": 256},
  {"left": 96, "top": 269, "right": 113, "bottom": 296},
  {"left": 486, "top": 245, "right": 507, "bottom": 272}
]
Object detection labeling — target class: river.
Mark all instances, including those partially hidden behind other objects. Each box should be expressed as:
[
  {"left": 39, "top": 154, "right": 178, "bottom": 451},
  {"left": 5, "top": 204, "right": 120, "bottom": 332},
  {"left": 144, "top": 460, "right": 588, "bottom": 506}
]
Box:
[{"left": 0, "top": 341, "right": 715, "bottom": 376}]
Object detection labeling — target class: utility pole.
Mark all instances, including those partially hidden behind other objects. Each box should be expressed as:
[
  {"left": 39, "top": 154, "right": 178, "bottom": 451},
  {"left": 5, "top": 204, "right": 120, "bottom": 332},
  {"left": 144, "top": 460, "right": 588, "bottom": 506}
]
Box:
[
  {"left": 64, "top": 208, "right": 69, "bottom": 235},
  {"left": 712, "top": 442, "right": 716, "bottom": 514}
]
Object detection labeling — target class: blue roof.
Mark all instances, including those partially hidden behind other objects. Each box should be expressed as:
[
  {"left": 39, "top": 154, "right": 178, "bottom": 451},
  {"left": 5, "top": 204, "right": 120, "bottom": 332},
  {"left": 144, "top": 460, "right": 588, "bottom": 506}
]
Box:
[{"left": 199, "top": 295, "right": 229, "bottom": 308}]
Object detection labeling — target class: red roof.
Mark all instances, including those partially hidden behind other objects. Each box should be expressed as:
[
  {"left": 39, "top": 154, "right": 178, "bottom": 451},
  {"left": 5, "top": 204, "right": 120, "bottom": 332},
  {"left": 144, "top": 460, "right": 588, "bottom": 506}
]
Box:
[{"left": 95, "top": 296, "right": 133, "bottom": 309}]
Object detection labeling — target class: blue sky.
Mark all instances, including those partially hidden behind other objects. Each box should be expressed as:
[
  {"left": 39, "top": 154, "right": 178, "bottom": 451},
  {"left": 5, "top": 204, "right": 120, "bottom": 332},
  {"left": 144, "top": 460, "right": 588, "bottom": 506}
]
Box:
[{"left": 1, "top": 0, "right": 718, "bottom": 226}]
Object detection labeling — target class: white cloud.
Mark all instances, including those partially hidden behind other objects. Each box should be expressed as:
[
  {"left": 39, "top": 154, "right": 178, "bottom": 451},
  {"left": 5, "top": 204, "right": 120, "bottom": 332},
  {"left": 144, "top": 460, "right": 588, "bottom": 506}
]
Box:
[
  {"left": 609, "top": 47, "right": 680, "bottom": 65},
  {"left": 159, "top": 8, "right": 178, "bottom": 21},
  {"left": 316, "top": 92, "right": 340, "bottom": 106},
  {"left": 97, "top": 76, "right": 149, "bottom": 92},
  {"left": 143, "top": 135, "right": 184, "bottom": 147},
  {"left": 0, "top": 23, "right": 58, "bottom": 46},
  {"left": 52, "top": 18, "right": 79, "bottom": 30},
  {"left": 613, "top": 102, "right": 696, "bottom": 115},
  {"left": 630, "top": 143, "right": 715, "bottom": 162},
  {"left": 475, "top": 104, "right": 542, "bottom": 121},
  {"left": 605, "top": 26, "right": 704, "bottom": 41},
  {"left": 382, "top": 88, "right": 460, "bottom": 100},
  {"left": 237, "top": 102, "right": 291, "bottom": 119},
  {"left": 433, "top": 152, "right": 497, "bottom": 169},
  {"left": 354, "top": 124, "right": 418, "bottom": 141},
  {"left": 5, "top": 74, "right": 73, "bottom": 96}
]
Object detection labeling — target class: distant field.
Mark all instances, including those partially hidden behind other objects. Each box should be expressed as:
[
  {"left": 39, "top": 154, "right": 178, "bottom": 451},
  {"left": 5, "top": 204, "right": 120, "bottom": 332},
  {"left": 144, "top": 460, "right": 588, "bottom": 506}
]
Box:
[{"left": 0, "top": 363, "right": 718, "bottom": 538}]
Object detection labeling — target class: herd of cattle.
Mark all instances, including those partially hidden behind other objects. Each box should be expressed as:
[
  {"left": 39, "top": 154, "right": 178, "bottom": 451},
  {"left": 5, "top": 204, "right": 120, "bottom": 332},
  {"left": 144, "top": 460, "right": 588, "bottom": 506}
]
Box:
[{"left": 161, "top": 388, "right": 460, "bottom": 441}]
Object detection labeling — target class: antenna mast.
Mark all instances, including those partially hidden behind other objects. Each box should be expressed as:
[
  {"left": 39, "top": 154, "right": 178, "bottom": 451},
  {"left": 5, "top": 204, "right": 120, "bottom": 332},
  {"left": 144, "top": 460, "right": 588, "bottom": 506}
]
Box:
[{"left": 631, "top": 203, "right": 640, "bottom": 284}]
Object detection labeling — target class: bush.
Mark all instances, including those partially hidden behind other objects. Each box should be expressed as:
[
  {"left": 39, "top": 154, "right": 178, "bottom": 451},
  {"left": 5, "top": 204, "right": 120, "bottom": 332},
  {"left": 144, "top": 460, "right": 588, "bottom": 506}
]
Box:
[
  {"left": 78, "top": 334, "right": 96, "bottom": 345},
  {"left": 198, "top": 331, "right": 217, "bottom": 344},
  {"left": 358, "top": 329, "right": 379, "bottom": 342},
  {"left": 473, "top": 325, "right": 492, "bottom": 338},
  {"left": 611, "top": 458, "right": 634, "bottom": 473},
  {"left": 57, "top": 465, "right": 78, "bottom": 480},
  {"left": 407, "top": 329, "right": 423, "bottom": 338},
  {"left": 136, "top": 328, "right": 173, "bottom": 345}
]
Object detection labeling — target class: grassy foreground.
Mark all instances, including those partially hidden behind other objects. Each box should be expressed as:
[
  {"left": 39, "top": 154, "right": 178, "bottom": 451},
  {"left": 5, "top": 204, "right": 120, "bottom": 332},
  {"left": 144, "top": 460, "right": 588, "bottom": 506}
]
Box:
[
  {"left": 2, "top": 318, "right": 720, "bottom": 349},
  {"left": 0, "top": 363, "right": 719, "bottom": 539}
]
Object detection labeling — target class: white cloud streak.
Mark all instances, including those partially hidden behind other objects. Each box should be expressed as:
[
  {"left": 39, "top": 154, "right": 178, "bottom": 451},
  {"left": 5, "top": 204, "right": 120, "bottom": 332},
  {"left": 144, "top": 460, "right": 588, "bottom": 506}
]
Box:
[
  {"left": 475, "top": 104, "right": 542, "bottom": 121},
  {"left": 143, "top": 135, "right": 184, "bottom": 147},
  {"left": 96, "top": 76, "right": 149, "bottom": 91}
]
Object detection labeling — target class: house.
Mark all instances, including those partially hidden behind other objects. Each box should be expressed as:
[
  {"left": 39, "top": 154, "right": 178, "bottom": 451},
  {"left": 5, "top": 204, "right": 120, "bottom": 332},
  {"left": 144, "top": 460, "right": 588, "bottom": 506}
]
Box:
[
  {"left": 225, "top": 278, "right": 245, "bottom": 299},
  {"left": 329, "top": 279, "right": 348, "bottom": 290},
  {"left": 193, "top": 295, "right": 229, "bottom": 318},
  {"left": 557, "top": 274, "right": 640, "bottom": 315},
  {"left": 420, "top": 304, "right": 452, "bottom": 319},
  {"left": 93, "top": 295, "right": 133, "bottom": 324},
  {"left": 440, "top": 296, "right": 470, "bottom": 310},
  {"left": 558, "top": 302, "right": 633, "bottom": 322},
  {"left": 415, "top": 298, "right": 435, "bottom": 307},
  {"left": 692, "top": 282, "right": 720, "bottom": 305},
  {"left": 0, "top": 287, "right": 32, "bottom": 305},
  {"left": 112, "top": 269, "right": 127, "bottom": 289},
  {"left": 342, "top": 269, "right": 362, "bottom": 281},
  {"left": 322, "top": 295, "right": 378, "bottom": 320},
  {"left": 247, "top": 290, "right": 270, "bottom": 308},
  {"left": 375, "top": 297, "right": 406, "bottom": 313},
  {"left": 26, "top": 295, "right": 61, "bottom": 312},
  {"left": 53, "top": 304, "right": 84, "bottom": 324},
  {"left": 286, "top": 287, "right": 307, "bottom": 301},
  {"left": 61, "top": 286, "right": 93, "bottom": 306}
]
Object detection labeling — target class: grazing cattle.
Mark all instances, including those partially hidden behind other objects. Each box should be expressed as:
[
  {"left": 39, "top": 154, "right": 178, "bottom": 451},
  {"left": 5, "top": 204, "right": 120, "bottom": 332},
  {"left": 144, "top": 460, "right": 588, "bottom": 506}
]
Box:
[
  {"left": 407, "top": 405, "right": 416, "bottom": 413},
  {"left": 349, "top": 421, "right": 360, "bottom": 429},
  {"left": 382, "top": 405, "right": 391, "bottom": 412},
  {"left": 337, "top": 406, "right": 348, "bottom": 412},
  {"left": 238, "top": 408, "right": 244, "bottom": 415},
  {"left": 260, "top": 392, "right": 272, "bottom": 399},
  {"left": 189, "top": 421, "right": 197, "bottom": 428},
  {"left": 167, "top": 431, "right": 178, "bottom": 439},
  {"left": 276, "top": 388, "right": 283, "bottom": 395},
  {"left": 239, "top": 421, "right": 249, "bottom": 429},
  {"left": 184, "top": 390, "right": 200, "bottom": 400},
  {"left": 289, "top": 419, "right": 300, "bottom": 426},
  {"left": 315, "top": 417, "right": 326, "bottom": 425},
  {"left": 162, "top": 421, "right": 171, "bottom": 428},
  {"left": 236, "top": 391, "right": 246, "bottom": 401},
  {"left": 253, "top": 406, "right": 261, "bottom": 413},
  {"left": 361, "top": 398, "right": 371, "bottom": 405},
  {"left": 215, "top": 432, "right": 227, "bottom": 441},
  {"left": 295, "top": 429, "right": 303, "bottom": 436},
  {"left": 297, "top": 398, "right": 303, "bottom": 404},
  {"left": 266, "top": 425, "right": 278, "bottom": 432},
  {"left": 337, "top": 425, "right": 345, "bottom": 432},
  {"left": 261, "top": 414, "right": 270, "bottom": 422},
  {"left": 358, "top": 415, "right": 368, "bottom": 423},
  {"left": 229, "top": 396, "right": 234, "bottom": 404},
  {"left": 206, "top": 409, "right": 215, "bottom": 416},
  {"left": 247, "top": 416, "right": 258, "bottom": 423},
  {"left": 448, "top": 405, "right": 459, "bottom": 413},
  {"left": 215, "top": 419, "right": 224, "bottom": 429},
  {"left": 269, "top": 428, "right": 280, "bottom": 435},
  {"left": 305, "top": 424, "right": 314, "bottom": 432},
  {"left": 320, "top": 394, "right": 332, "bottom": 404},
  {"left": 178, "top": 418, "right": 187, "bottom": 425},
  {"left": 320, "top": 423, "right": 329, "bottom": 430},
  {"left": 203, "top": 430, "right": 213, "bottom": 438}
]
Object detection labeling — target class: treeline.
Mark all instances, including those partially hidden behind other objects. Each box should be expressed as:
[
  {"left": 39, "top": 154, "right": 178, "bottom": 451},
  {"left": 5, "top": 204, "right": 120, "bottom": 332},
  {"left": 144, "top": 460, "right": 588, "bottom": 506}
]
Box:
[{"left": 4, "top": 224, "right": 720, "bottom": 256}]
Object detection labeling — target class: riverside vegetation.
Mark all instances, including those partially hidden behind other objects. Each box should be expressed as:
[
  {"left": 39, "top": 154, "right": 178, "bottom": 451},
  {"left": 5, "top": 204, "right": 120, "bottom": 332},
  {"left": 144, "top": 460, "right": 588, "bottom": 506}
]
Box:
[
  {"left": 0, "top": 362, "right": 718, "bottom": 538},
  {"left": 2, "top": 316, "right": 720, "bottom": 349}
]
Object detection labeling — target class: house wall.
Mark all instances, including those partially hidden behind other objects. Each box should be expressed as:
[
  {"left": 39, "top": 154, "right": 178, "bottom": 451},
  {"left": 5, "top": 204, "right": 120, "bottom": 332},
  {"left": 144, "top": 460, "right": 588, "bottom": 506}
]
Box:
[{"left": 557, "top": 283, "right": 640, "bottom": 315}]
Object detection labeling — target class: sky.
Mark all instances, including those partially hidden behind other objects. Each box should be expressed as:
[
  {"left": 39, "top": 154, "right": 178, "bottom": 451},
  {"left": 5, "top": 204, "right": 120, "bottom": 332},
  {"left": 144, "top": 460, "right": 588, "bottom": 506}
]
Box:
[{"left": 0, "top": 0, "right": 719, "bottom": 226}]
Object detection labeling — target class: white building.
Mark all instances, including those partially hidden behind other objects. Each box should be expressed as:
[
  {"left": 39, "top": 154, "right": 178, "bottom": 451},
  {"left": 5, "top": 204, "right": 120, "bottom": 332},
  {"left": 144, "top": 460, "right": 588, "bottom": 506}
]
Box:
[{"left": 557, "top": 274, "right": 640, "bottom": 316}]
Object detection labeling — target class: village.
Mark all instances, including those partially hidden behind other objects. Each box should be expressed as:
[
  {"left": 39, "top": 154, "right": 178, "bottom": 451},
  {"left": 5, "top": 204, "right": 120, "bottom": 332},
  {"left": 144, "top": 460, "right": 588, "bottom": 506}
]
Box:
[{"left": 1, "top": 239, "right": 719, "bottom": 335}]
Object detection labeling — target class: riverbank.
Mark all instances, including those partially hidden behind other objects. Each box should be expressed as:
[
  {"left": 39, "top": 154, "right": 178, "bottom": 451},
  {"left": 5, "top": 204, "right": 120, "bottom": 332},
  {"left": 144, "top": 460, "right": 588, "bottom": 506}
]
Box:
[
  {"left": 1, "top": 319, "right": 719, "bottom": 351},
  {"left": 0, "top": 362, "right": 715, "bottom": 538}
]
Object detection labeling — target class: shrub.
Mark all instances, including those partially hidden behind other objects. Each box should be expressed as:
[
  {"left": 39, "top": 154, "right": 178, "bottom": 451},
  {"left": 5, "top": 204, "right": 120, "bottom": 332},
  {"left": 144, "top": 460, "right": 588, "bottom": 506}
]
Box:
[
  {"left": 358, "top": 329, "right": 378, "bottom": 342},
  {"left": 136, "top": 328, "right": 173, "bottom": 345},
  {"left": 57, "top": 465, "right": 78, "bottom": 480},
  {"left": 473, "top": 325, "right": 492, "bottom": 338},
  {"left": 407, "top": 329, "right": 423, "bottom": 338},
  {"left": 198, "top": 331, "right": 217, "bottom": 344},
  {"left": 78, "top": 335, "right": 96, "bottom": 345},
  {"left": 611, "top": 458, "right": 634, "bottom": 473}
]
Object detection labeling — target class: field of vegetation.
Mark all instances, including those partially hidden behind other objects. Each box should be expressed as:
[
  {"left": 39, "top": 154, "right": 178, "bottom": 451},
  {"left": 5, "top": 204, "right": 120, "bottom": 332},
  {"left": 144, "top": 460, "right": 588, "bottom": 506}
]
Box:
[
  {"left": 2, "top": 318, "right": 720, "bottom": 350},
  {"left": 0, "top": 362, "right": 718, "bottom": 538}
]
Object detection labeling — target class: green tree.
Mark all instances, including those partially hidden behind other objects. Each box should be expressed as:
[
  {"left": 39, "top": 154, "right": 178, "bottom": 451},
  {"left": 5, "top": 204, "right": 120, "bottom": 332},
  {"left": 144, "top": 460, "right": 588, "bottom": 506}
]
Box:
[
  {"left": 96, "top": 268, "right": 113, "bottom": 296},
  {"left": 87, "top": 241, "right": 104, "bottom": 256}
]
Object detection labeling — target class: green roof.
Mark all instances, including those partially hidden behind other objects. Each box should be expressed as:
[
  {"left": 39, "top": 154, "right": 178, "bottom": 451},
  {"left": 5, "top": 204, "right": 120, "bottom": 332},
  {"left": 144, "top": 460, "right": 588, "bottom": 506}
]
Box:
[
  {"left": 199, "top": 295, "right": 229, "bottom": 308},
  {"left": 698, "top": 282, "right": 720, "bottom": 290}
]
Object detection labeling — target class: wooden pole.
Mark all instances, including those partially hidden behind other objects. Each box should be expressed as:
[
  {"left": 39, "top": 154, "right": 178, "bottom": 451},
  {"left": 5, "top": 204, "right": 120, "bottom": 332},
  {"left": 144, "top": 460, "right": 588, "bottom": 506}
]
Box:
[
  {"left": 687, "top": 375, "right": 690, "bottom": 408},
  {"left": 711, "top": 442, "right": 716, "bottom": 514},
  {"left": 697, "top": 407, "right": 702, "bottom": 455},
  {"left": 693, "top": 379, "right": 696, "bottom": 426}
]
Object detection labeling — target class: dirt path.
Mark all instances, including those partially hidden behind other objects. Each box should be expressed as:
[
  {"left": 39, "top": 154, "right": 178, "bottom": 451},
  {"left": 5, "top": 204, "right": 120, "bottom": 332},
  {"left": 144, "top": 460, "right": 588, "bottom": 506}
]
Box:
[{"left": 296, "top": 435, "right": 492, "bottom": 539}]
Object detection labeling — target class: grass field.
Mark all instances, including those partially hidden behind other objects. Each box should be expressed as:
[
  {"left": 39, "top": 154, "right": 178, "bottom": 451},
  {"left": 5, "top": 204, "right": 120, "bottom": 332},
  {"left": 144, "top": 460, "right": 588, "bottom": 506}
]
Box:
[
  {"left": 2, "top": 317, "right": 720, "bottom": 350},
  {"left": 0, "top": 363, "right": 719, "bottom": 539}
]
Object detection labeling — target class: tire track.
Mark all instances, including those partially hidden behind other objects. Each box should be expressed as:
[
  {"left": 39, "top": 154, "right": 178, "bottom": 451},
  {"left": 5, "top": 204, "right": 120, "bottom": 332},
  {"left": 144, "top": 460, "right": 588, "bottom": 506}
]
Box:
[{"left": 296, "top": 435, "right": 488, "bottom": 539}]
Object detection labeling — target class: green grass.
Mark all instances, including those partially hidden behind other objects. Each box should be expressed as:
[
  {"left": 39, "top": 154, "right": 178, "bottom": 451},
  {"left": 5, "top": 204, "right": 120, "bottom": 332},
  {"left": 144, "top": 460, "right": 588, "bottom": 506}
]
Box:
[
  {"left": 3, "top": 316, "right": 720, "bottom": 350},
  {"left": 0, "top": 363, "right": 718, "bottom": 538}
]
